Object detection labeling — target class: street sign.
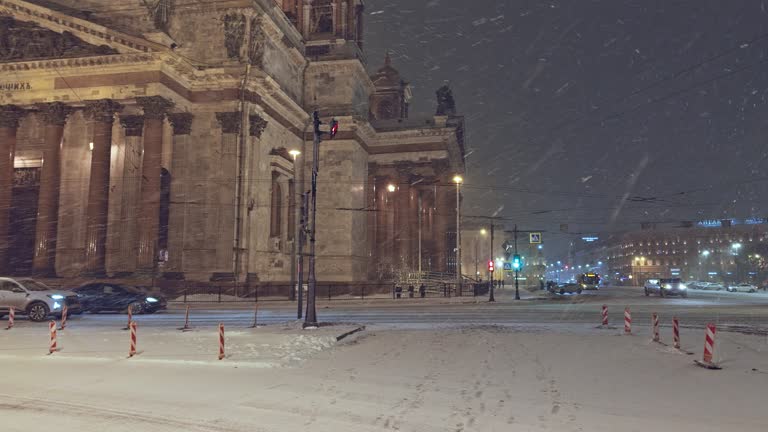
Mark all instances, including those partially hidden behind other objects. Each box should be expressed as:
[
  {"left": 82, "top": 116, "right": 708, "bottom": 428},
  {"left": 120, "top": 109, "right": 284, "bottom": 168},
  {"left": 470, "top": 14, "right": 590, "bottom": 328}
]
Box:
[
  {"left": 529, "top": 232, "right": 542, "bottom": 244},
  {"left": 502, "top": 262, "right": 512, "bottom": 271}
]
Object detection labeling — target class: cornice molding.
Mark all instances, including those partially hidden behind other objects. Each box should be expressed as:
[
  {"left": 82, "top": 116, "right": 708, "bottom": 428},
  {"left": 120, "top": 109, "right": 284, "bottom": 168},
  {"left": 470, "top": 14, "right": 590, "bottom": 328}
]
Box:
[{"left": 0, "top": 0, "right": 169, "bottom": 54}]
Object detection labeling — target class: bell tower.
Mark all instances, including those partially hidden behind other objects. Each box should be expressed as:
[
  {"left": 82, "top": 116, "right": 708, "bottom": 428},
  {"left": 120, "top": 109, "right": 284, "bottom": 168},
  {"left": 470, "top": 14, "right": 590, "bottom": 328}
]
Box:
[{"left": 370, "top": 52, "right": 412, "bottom": 121}]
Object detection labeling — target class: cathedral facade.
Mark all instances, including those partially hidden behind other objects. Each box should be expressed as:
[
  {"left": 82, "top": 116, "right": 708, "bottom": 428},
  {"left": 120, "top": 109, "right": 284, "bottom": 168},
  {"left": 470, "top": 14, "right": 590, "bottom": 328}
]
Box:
[{"left": 0, "top": 0, "right": 465, "bottom": 288}]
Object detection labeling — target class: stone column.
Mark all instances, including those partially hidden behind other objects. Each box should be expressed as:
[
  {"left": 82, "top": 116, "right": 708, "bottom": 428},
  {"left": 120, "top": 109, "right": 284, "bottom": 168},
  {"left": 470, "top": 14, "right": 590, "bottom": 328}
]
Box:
[
  {"left": 32, "top": 102, "right": 72, "bottom": 276},
  {"left": 166, "top": 113, "right": 193, "bottom": 274},
  {"left": 118, "top": 115, "right": 145, "bottom": 272},
  {"left": 215, "top": 112, "right": 241, "bottom": 274},
  {"left": 0, "top": 105, "right": 26, "bottom": 272},
  {"left": 82, "top": 100, "right": 123, "bottom": 276},
  {"left": 136, "top": 96, "right": 174, "bottom": 272}
]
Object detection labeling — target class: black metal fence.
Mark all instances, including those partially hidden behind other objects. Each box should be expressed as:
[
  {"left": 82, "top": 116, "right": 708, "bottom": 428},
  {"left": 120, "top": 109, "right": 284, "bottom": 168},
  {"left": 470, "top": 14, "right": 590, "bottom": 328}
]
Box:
[{"left": 167, "top": 281, "right": 492, "bottom": 303}]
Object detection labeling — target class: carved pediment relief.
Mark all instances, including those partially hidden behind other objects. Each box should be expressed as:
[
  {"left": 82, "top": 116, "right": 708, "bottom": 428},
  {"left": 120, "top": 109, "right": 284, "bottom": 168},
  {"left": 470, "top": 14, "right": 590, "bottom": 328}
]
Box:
[{"left": 0, "top": 16, "right": 117, "bottom": 63}]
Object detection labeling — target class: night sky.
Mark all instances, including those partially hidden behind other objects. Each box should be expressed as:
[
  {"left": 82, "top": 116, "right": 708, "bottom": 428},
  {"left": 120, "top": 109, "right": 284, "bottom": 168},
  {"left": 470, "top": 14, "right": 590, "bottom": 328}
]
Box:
[{"left": 365, "top": 0, "right": 768, "bottom": 258}]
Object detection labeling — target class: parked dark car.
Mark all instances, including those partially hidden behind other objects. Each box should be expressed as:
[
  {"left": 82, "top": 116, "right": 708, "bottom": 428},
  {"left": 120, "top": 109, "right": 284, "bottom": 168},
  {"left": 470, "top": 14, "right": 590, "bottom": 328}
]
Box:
[
  {"left": 73, "top": 283, "right": 166, "bottom": 314},
  {"left": 548, "top": 282, "right": 583, "bottom": 295}
]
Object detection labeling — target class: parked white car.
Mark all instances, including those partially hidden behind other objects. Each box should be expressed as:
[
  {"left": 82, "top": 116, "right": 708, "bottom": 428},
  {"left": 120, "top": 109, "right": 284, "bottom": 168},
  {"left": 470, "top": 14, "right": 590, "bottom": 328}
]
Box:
[
  {"left": 0, "top": 277, "right": 81, "bottom": 322},
  {"left": 727, "top": 283, "right": 758, "bottom": 293}
]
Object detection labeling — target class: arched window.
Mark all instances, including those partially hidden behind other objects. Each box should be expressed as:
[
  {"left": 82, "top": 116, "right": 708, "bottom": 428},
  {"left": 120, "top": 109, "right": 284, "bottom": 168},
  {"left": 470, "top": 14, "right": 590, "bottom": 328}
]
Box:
[
  {"left": 377, "top": 100, "right": 394, "bottom": 119},
  {"left": 159, "top": 168, "right": 172, "bottom": 250},
  {"left": 270, "top": 172, "right": 282, "bottom": 237}
]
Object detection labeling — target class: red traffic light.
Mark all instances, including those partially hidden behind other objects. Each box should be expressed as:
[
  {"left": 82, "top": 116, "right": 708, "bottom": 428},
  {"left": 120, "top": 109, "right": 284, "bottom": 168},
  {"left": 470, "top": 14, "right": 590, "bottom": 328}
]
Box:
[
  {"left": 329, "top": 119, "right": 339, "bottom": 139},
  {"left": 488, "top": 260, "right": 494, "bottom": 272}
]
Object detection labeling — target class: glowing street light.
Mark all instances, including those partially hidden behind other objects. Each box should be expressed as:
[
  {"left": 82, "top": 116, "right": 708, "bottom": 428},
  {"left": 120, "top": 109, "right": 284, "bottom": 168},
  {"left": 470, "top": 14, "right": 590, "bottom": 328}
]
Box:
[
  {"left": 731, "top": 243, "right": 742, "bottom": 250},
  {"left": 453, "top": 175, "right": 463, "bottom": 294},
  {"left": 387, "top": 184, "right": 396, "bottom": 192},
  {"left": 480, "top": 228, "right": 487, "bottom": 235},
  {"left": 288, "top": 149, "right": 301, "bottom": 160},
  {"left": 701, "top": 250, "right": 710, "bottom": 257}
]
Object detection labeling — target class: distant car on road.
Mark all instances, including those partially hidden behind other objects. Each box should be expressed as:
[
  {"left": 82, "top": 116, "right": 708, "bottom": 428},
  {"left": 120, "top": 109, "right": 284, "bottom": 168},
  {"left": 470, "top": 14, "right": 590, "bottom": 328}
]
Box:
[
  {"left": 727, "top": 283, "right": 758, "bottom": 293},
  {"left": 644, "top": 278, "right": 688, "bottom": 298},
  {"left": 73, "top": 283, "right": 166, "bottom": 314},
  {"left": 549, "top": 283, "right": 583, "bottom": 295},
  {"left": 0, "top": 277, "right": 81, "bottom": 322},
  {"left": 705, "top": 282, "right": 726, "bottom": 291}
]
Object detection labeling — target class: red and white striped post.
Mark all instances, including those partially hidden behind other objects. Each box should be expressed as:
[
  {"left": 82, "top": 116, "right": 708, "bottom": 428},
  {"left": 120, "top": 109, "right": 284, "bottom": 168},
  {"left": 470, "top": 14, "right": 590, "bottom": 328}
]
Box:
[
  {"left": 5, "top": 306, "right": 14, "bottom": 330},
  {"left": 695, "top": 323, "right": 721, "bottom": 369},
  {"left": 128, "top": 321, "right": 138, "bottom": 357},
  {"left": 123, "top": 307, "right": 132, "bottom": 331},
  {"left": 601, "top": 304, "right": 608, "bottom": 326},
  {"left": 673, "top": 317, "right": 681, "bottom": 349},
  {"left": 652, "top": 313, "right": 660, "bottom": 342},
  {"left": 218, "top": 323, "right": 225, "bottom": 360},
  {"left": 59, "top": 305, "right": 68, "bottom": 330},
  {"left": 179, "top": 305, "right": 191, "bottom": 331},
  {"left": 48, "top": 320, "right": 58, "bottom": 354},
  {"left": 624, "top": 307, "right": 632, "bottom": 334}
]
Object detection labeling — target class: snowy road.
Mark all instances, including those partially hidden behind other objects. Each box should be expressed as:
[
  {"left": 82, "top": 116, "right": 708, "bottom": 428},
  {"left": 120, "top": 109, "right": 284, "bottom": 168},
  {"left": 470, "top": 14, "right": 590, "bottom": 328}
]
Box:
[{"left": 25, "top": 285, "right": 767, "bottom": 333}]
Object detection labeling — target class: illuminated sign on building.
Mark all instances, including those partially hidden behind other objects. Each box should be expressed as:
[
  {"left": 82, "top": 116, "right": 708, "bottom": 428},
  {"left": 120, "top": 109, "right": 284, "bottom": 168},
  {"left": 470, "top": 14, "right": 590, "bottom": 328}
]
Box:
[{"left": 582, "top": 236, "right": 599, "bottom": 242}]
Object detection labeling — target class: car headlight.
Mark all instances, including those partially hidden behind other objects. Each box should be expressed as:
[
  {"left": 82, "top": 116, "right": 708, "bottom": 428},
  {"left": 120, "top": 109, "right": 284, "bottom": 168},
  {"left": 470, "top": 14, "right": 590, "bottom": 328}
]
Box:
[
  {"left": 48, "top": 294, "right": 65, "bottom": 300},
  {"left": 664, "top": 284, "right": 672, "bottom": 289},
  {"left": 145, "top": 297, "right": 159, "bottom": 303},
  {"left": 679, "top": 284, "right": 687, "bottom": 290}
]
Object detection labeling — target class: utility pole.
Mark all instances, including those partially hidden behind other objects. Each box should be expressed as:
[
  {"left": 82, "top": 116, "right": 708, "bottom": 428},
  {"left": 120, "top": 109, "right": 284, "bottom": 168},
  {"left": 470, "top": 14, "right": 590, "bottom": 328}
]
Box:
[
  {"left": 305, "top": 111, "right": 338, "bottom": 328},
  {"left": 296, "top": 192, "right": 308, "bottom": 319},
  {"left": 513, "top": 225, "right": 520, "bottom": 300},
  {"left": 489, "top": 222, "right": 495, "bottom": 302},
  {"left": 455, "top": 177, "right": 462, "bottom": 295}
]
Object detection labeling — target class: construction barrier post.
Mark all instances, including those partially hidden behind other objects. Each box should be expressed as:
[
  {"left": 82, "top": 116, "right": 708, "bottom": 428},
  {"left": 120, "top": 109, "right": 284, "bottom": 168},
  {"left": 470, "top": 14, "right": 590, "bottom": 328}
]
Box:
[
  {"left": 652, "top": 313, "right": 660, "bottom": 342},
  {"left": 218, "top": 323, "right": 225, "bottom": 360},
  {"left": 123, "top": 307, "right": 132, "bottom": 331},
  {"left": 59, "top": 305, "right": 68, "bottom": 330},
  {"left": 128, "top": 321, "right": 138, "bottom": 357},
  {"left": 601, "top": 304, "right": 608, "bottom": 326},
  {"left": 5, "top": 306, "right": 14, "bottom": 330},
  {"left": 673, "top": 317, "right": 680, "bottom": 349},
  {"left": 624, "top": 307, "right": 632, "bottom": 334},
  {"left": 48, "top": 320, "right": 57, "bottom": 354},
  {"left": 695, "top": 323, "right": 721, "bottom": 369}
]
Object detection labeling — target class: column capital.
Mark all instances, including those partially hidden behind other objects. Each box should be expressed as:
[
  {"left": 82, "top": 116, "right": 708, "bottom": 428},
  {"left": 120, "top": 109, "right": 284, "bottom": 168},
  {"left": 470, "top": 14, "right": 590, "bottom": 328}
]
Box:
[
  {"left": 0, "top": 105, "right": 27, "bottom": 129},
  {"left": 120, "top": 115, "right": 145, "bottom": 137},
  {"left": 35, "top": 102, "right": 73, "bottom": 126},
  {"left": 216, "top": 112, "right": 241, "bottom": 134},
  {"left": 84, "top": 99, "right": 123, "bottom": 123},
  {"left": 168, "top": 113, "right": 194, "bottom": 135},
  {"left": 136, "top": 96, "right": 175, "bottom": 120},
  {"left": 249, "top": 113, "right": 268, "bottom": 137}
]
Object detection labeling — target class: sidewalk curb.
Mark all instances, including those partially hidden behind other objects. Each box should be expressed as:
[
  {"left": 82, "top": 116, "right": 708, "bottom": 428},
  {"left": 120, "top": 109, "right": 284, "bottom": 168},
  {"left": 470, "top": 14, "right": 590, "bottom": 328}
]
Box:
[{"left": 336, "top": 326, "right": 366, "bottom": 341}]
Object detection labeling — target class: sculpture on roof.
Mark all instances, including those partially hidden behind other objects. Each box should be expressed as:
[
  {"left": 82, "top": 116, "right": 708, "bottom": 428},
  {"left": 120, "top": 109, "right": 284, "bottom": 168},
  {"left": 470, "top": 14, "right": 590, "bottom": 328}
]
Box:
[{"left": 435, "top": 83, "right": 456, "bottom": 116}]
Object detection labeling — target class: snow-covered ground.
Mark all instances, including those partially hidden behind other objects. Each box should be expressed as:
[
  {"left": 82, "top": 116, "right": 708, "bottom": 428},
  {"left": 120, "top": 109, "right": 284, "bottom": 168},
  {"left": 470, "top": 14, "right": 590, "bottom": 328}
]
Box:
[{"left": 1, "top": 322, "right": 766, "bottom": 431}]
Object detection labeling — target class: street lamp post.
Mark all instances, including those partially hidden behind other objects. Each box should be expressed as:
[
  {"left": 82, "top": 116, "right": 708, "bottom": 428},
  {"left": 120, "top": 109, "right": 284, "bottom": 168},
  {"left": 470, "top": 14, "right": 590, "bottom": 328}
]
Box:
[
  {"left": 489, "top": 222, "right": 495, "bottom": 302},
  {"left": 304, "top": 112, "right": 323, "bottom": 327},
  {"left": 453, "top": 175, "right": 463, "bottom": 295}
]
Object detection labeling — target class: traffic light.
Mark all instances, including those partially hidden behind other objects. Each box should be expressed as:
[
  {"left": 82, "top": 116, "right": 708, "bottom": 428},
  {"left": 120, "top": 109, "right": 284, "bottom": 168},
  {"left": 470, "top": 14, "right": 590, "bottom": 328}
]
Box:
[
  {"left": 312, "top": 111, "right": 339, "bottom": 139},
  {"left": 512, "top": 254, "right": 522, "bottom": 270},
  {"left": 329, "top": 119, "right": 339, "bottom": 139},
  {"left": 488, "top": 260, "right": 494, "bottom": 272}
]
